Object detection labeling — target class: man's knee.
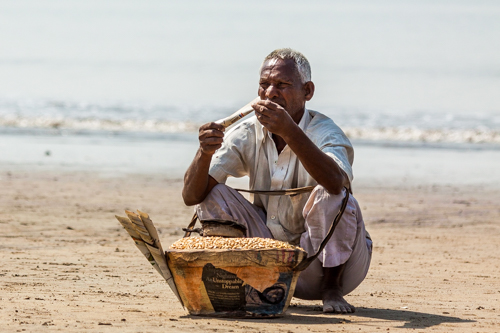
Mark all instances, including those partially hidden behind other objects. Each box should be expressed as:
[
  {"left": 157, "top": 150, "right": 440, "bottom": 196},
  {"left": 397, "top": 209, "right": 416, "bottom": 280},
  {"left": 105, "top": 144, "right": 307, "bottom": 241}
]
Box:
[
  {"left": 313, "top": 184, "right": 350, "bottom": 203},
  {"left": 197, "top": 184, "right": 247, "bottom": 211},
  {"left": 301, "top": 184, "right": 363, "bottom": 267},
  {"left": 303, "top": 185, "right": 353, "bottom": 223},
  {"left": 201, "top": 183, "right": 230, "bottom": 201}
]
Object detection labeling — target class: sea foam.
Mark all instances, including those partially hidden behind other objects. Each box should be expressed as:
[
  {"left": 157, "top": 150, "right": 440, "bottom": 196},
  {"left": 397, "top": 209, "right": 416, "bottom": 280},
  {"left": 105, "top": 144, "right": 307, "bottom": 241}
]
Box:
[{"left": 1, "top": 114, "right": 499, "bottom": 145}]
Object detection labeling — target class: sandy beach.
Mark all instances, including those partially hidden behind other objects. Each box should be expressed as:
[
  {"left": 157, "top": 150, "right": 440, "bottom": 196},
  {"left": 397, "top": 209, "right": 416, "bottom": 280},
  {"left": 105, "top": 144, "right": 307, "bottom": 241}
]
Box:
[
  {"left": 2, "top": 1, "right": 500, "bottom": 331},
  {"left": 1, "top": 164, "right": 499, "bottom": 332}
]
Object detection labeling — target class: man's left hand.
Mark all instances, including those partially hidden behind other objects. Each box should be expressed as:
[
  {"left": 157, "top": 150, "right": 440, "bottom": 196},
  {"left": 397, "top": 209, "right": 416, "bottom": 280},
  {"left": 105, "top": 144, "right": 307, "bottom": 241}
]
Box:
[{"left": 252, "top": 100, "right": 299, "bottom": 138}]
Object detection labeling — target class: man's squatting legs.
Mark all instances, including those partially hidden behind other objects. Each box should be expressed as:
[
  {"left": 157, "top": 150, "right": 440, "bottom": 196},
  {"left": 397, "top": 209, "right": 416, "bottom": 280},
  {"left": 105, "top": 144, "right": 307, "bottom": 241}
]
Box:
[{"left": 295, "top": 186, "right": 372, "bottom": 313}]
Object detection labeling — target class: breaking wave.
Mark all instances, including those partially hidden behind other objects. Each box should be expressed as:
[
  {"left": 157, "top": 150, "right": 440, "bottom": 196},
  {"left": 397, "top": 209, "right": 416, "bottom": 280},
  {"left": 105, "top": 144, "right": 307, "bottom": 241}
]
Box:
[
  {"left": 1, "top": 98, "right": 499, "bottom": 146},
  {"left": 1, "top": 114, "right": 500, "bottom": 145},
  {"left": 343, "top": 126, "right": 500, "bottom": 144},
  {"left": 0, "top": 115, "right": 199, "bottom": 133}
]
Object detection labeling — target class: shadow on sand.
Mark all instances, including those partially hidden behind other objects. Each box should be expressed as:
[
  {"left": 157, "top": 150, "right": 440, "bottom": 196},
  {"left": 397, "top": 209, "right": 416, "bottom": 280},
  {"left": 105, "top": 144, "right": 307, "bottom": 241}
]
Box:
[
  {"left": 288, "top": 305, "right": 475, "bottom": 329},
  {"left": 182, "top": 305, "right": 475, "bottom": 329}
]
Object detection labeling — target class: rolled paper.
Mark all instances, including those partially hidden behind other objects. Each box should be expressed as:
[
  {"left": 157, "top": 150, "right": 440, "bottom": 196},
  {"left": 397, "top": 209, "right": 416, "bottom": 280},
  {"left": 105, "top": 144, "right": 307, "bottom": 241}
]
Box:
[
  {"left": 125, "top": 210, "right": 155, "bottom": 246},
  {"left": 215, "top": 97, "right": 260, "bottom": 128},
  {"left": 137, "top": 210, "right": 163, "bottom": 253}
]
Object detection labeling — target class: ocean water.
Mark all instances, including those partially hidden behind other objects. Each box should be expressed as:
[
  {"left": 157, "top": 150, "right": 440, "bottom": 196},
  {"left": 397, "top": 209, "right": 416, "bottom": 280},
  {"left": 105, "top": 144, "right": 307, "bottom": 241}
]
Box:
[{"left": 1, "top": 0, "right": 499, "bottom": 146}]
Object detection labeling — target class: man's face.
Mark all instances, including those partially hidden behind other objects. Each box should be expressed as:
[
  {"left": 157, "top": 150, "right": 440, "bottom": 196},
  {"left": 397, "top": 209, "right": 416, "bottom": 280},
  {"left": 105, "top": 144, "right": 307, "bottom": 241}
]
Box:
[{"left": 258, "top": 58, "right": 309, "bottom": 120}]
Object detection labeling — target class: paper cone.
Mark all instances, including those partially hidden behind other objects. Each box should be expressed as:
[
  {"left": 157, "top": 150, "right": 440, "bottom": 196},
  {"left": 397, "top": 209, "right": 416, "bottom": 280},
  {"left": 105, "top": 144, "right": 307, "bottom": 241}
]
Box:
[
  {"left": 116, "top": 212, "right": 183, "bottom": 306},
  {"left": 115, "top": 215, "right": 163, "bottom": 277}
]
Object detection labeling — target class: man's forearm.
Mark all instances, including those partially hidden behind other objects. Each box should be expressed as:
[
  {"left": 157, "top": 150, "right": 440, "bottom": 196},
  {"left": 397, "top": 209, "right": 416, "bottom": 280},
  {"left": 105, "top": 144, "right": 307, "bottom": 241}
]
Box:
[
  {"left": 282, "top": 125, "right": 347, "bottom": 194},
  {"left": 182, "top": 148, "right": 214, "bottom": 206},
  {"left": 183, "top": 121, "right": 225, "bottom": 205}
]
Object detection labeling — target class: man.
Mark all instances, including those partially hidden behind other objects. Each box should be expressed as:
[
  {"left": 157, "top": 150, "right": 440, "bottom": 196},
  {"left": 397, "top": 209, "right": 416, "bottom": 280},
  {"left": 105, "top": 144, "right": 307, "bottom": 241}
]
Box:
[{"left": 182, "top": 48, "right": 372, "bottom": 314}]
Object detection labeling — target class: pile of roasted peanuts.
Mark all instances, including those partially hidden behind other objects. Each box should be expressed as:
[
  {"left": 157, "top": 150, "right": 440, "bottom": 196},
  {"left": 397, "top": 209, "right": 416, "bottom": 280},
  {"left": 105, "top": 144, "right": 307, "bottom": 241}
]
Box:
[{"left": 169, "top": 236, "right": 303, "bottom": 251}]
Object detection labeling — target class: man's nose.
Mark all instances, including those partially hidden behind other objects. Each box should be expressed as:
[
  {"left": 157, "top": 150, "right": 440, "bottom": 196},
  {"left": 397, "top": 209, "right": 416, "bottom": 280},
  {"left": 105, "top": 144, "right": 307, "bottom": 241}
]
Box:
[{"left": 265, "top": 84, "right": 279, "bottom": 99}]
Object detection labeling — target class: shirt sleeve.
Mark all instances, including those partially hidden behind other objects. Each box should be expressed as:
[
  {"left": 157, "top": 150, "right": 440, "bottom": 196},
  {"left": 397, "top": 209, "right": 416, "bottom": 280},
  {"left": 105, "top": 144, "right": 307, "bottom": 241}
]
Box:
[
  {"left": 208, "top": 123, "right": 253, "bottom": 184},
  {"left": 306, "top": 113, "right": 354, "bottom": 183},
  {"left": 315, "top": 125, "right": 354, "bottom": 185},
  {"left": 323, "top": 144, "right": 354, "bottom": 183}
]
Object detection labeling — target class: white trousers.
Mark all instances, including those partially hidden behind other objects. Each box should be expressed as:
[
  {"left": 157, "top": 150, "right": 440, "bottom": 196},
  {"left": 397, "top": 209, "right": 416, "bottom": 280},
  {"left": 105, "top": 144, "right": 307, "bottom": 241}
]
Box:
[{"left": 196, "top": 184, "right": 372, "bottom": 299}]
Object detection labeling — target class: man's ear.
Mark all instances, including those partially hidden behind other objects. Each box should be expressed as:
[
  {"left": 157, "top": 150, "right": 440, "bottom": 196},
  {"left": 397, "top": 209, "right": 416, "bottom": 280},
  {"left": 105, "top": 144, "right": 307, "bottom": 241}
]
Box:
[{"left": 304, "top": 81, "right": 315, "bottom": 101}]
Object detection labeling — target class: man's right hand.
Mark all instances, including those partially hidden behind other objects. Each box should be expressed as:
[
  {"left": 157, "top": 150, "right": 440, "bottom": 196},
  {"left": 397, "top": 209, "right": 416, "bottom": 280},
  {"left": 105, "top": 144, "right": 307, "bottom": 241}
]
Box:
[
  {"left": 199, "top": 122, "right": 225, "bottom": 155},
  {"left": 183, "top": 122, "right": 223, "bottom": 206},
  {"left": 198, "top": 122, "right": 226, "bottom": 155}
]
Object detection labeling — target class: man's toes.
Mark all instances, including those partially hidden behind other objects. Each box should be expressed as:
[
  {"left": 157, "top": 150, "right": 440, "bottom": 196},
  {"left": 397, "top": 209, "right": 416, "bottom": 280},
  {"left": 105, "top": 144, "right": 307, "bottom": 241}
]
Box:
[
  {"left": 323, "top": 304, "right": 334, "bottom": 313},
  {"left": 341, "top": 304, "right": 355, "bottom": 313},
  {"left": 323, "top": 301, "right": 356, "bottom": 314},
  {"left": 322, "top": 303, "right": 342, "bottom": 313},
  {"left": 339, "top": 305, "right": 349, "bottom": 313}
]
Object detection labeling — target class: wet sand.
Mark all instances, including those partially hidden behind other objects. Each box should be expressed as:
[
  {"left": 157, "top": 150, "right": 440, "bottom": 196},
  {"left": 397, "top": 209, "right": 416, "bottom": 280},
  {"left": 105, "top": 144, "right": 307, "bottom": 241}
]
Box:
[{"left": 1, "top": 169, "right": 499, "bottom": 332}]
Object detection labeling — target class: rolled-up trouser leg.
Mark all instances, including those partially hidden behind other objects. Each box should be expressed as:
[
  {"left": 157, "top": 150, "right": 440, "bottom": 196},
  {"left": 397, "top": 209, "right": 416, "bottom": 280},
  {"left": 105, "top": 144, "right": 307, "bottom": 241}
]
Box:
[
  {"left": 195, "top": 184, "right": 273, "bottom": 239},
  {"left": 294, "top": 186, "right": 372, "bottom": 300}
]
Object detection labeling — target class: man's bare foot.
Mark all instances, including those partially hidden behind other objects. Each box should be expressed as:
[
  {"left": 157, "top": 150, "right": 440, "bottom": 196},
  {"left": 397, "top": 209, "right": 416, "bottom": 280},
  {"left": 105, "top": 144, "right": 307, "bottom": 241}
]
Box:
[{"left": 322, "top": 289, "right": 356, "bottom": 314}]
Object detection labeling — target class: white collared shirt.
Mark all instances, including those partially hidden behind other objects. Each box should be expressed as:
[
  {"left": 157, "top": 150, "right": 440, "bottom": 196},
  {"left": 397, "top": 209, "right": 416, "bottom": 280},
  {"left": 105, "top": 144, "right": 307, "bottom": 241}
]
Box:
[{"left": 209, "top": 109, "right": 354, "bottom": 243}]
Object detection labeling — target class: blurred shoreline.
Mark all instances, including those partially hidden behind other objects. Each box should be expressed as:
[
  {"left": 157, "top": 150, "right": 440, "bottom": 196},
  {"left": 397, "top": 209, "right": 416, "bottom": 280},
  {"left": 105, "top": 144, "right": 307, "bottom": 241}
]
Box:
[{"left": 3, "top": 127, "right": 499, "bottom": 190}]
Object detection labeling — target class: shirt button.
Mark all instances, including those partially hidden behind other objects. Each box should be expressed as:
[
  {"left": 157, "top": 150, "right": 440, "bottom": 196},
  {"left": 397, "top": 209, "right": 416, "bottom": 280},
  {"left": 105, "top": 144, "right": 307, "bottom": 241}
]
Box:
[{"left": 270, "top": 215, "right": 276, "bottom": 220}]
